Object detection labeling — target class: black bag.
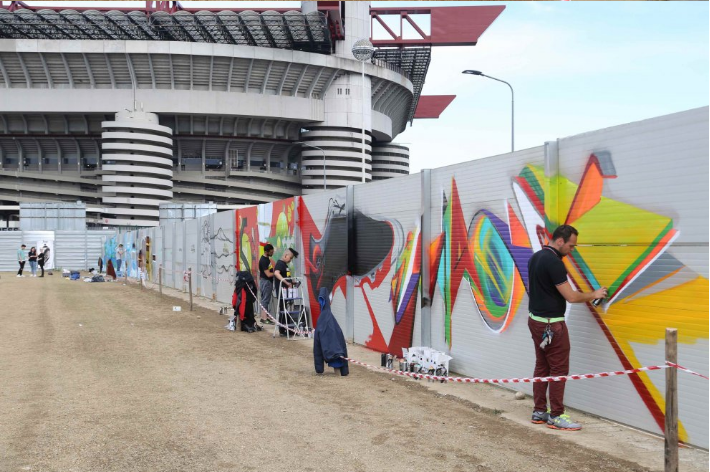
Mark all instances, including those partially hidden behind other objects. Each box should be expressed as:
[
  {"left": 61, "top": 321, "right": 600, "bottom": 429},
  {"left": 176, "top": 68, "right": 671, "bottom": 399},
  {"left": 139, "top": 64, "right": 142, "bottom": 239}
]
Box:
[{"left": 234, "top": 271, "right": 257, "bottom": 330}]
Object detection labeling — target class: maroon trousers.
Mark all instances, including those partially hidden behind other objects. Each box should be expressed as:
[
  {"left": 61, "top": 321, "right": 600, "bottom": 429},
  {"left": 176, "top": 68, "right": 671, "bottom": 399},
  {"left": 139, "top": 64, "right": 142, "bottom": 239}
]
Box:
[{"left": 528, "top": 316, "right": 570, "bottom": 417}]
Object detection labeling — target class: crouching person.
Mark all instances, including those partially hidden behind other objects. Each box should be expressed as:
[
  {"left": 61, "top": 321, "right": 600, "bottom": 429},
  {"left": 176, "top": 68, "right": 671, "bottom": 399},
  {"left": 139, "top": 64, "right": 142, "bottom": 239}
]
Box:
[
  {"left": 233, "top": 271, "right": 261, "bottom": 333},
  {"left": 313, "top": 287, "right": 349, "bottom": 376}
]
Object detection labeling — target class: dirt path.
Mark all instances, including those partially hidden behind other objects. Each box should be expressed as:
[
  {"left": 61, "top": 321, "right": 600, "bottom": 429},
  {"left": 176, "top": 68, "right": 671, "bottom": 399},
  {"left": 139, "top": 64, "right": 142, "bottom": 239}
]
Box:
[{"left": 0, "top": 273, "right": 706, "bottom": 472}]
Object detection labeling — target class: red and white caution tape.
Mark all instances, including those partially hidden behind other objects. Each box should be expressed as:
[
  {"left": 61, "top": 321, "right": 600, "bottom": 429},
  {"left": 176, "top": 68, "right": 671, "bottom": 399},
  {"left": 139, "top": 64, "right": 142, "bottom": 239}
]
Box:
[
  {"left": 147, "top": 268, "right": 710, "bottom": 382},
  {"left": 666, "top": 362, "right": 709, "bottom": 380},
  {"left": 343, "top": 357, "right": 678, "bottom": 383}
]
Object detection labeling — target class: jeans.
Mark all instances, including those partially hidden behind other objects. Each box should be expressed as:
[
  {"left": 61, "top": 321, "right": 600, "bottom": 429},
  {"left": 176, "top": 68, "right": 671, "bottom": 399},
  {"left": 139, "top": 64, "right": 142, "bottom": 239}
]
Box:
[
  {"left": 29, "top": 260, "right": 37, "bottom": 275},
  {"left": 17, "top": 261, "right": 25, "bottom": 275},
  {"left": 39, "top": 262, "right": 45, "bottom": 277},
  {"left": 259, "top": 278, "right": 273, "bottom": 316},
  {"left": 116, "top": 259, "right": 122, "bottom": 274}
]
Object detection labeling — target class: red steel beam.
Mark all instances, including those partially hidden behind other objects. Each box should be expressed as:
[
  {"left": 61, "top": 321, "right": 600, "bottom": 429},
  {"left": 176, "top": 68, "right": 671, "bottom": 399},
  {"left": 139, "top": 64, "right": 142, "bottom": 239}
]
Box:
[
  {"left": 371, "top": 5, "right": 505, "bottom": 47},
  {"left": 414, "top": 95, "right": 456, "bottom": 119},
  {"left": 0, "top": 1, "right": 30, "bottom": 11}
]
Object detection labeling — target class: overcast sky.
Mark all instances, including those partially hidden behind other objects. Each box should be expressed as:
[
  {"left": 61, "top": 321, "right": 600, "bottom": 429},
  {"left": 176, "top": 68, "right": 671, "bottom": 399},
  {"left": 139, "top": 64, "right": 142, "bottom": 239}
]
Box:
[
  {"left": 394, "top": 1, "right": 709, "bottom": 174},
  {"left": 21, "top": 1, "right": 710, "bottom": 174}
]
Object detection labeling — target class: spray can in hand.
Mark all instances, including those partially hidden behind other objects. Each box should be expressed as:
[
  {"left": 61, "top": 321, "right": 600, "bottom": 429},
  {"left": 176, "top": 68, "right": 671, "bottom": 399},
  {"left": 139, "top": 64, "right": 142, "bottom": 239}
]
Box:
[{"left": 591, "top": 286, "right": 608, "bottom": 308}]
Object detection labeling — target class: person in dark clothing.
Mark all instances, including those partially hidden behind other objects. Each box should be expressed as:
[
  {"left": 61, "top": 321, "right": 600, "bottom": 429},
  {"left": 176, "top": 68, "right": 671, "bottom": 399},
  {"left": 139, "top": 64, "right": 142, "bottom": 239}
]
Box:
[
  {"left": 98, "top": 257, "right": 104, "bottom": 274},
  {"left": 233, "top": 271, "right": 260, "bottom": 333},
  {"left": 258, "top": 243, "right": 275, "bottom": 325},
  {"left": 37, "top": 246, "right": 46, "bottom": 277},
  {"left": 313, "top": 287, "right": 349, "bottom": 376},
  {"left": 28, "top": 246, "right": 38, "bottom": 277},
  {"left": 274, "top": 248, "right": 298, "bottom": 336},
  {"left": 527, "top": 224, "right": 606, "bottom": 431},
  {"left": 273, "top": 247, "right": 298, "bottom": 289}
]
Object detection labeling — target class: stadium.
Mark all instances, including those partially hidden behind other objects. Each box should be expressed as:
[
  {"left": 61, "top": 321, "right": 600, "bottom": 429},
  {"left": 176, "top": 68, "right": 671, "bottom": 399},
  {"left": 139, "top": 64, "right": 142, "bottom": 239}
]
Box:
[{"left": 0, "top": 1, "right": 503, "bottom": 227}]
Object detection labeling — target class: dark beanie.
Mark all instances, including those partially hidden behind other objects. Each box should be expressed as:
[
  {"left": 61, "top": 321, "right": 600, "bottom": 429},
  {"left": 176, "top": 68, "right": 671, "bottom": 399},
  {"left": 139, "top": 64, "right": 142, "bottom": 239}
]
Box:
[{"left": 288, "top": 248, "right": 299, "bottom": 258}]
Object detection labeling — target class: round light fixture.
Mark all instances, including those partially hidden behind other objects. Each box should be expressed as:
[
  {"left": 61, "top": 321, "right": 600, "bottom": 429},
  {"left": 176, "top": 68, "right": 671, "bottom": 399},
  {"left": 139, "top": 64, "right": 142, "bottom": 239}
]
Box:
[{"left": 352, "top": 38, "right": 374, "bottom": 62}]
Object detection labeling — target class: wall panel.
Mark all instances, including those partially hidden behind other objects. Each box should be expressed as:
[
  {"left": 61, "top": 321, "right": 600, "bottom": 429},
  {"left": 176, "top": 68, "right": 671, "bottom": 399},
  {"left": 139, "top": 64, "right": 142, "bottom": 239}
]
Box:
[
  {"left": 185, "top": 219, "right": 199, "bottom": 294},
  {"left": 213, "top": 210, "right": 236, "bottom": 305},
  {"left": 164, "top": 223, "right": 176, "bottom": 289},
  {"left": 352, "top": 174, "right": 421, "bottom": 357},
  {"left": 298, "top": 190, "right": 348, "bottom": 328},
  {"left": 0, "top": 232, "right": 23, "bottom": 271}
]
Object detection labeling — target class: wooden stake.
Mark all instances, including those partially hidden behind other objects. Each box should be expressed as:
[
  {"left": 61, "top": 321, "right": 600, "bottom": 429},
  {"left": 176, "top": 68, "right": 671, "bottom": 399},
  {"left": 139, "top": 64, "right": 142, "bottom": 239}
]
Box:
[
  {"left": 664, "top": 328, "right": 678, "bottom": 472},
  {"left": 188, "top": 268, "right": 193, "bottom": 311}
]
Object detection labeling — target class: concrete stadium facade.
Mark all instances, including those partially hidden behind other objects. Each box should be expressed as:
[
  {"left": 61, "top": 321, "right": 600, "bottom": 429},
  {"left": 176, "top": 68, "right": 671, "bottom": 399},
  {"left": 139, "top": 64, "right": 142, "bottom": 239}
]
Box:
[{"left": 0, "top": 1, "right": 501, "bottom": 227}]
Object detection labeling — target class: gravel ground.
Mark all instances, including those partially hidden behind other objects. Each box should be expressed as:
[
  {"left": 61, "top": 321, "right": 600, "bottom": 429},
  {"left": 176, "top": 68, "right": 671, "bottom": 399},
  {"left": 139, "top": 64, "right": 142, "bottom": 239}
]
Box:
[{"left": 0, "top": 273, "right": 707, "bottom": 472}]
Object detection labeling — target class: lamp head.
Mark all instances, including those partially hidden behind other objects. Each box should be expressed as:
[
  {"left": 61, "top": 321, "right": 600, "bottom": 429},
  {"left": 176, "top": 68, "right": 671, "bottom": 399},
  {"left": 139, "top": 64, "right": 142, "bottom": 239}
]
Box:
[
  {"left": 462, "top": 70, "right": 484, "bottom": 76},
  {"left": 352, "top": 38, "right": 375, "bottom": 62}
]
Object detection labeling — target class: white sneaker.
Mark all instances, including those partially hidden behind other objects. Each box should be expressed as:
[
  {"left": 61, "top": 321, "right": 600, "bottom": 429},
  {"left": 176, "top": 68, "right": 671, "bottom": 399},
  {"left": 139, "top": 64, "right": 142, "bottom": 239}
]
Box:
[{"left": 17, "top": 274, "right": 21, "bottom": 277}]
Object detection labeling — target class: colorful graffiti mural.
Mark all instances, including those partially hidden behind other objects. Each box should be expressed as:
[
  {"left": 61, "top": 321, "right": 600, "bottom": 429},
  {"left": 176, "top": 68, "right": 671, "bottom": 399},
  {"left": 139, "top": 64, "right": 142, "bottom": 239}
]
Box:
[
  {"left": 236, "top": 206, "right": 258, "bottom": 277},
  {"left": 387, "top": 224, "right": 421, "bottom": 356},
  {"left": 104, "top": 235, "right": 117, "bottom": 270},
  {"left": 427, "top": 152, "right": 708, "bottom": 442},
  {"left": 299, "top": 197, "right": 349, "bottom": 327},
  {"left": 430, "top": 179, "right": 532, "bottom": 343},
  {"left": 105, "top": 108, "right": 708, "bottom": 447},
  {"left": 259, "top": 198, "right": 296, "bottom": 263}
]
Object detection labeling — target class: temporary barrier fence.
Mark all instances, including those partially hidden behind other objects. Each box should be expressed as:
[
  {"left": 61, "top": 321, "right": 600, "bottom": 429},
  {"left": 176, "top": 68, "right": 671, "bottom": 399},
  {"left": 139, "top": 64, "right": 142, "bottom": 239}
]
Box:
[{"left": 5, "top": 107, "right": 707, "bottom": 448}]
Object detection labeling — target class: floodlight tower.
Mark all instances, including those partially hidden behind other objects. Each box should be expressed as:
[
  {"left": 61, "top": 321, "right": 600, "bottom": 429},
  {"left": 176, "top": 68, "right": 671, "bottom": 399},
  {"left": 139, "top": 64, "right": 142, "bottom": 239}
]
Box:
[{"left": 352, "top": 38, "right": 375, "bottom": 183}]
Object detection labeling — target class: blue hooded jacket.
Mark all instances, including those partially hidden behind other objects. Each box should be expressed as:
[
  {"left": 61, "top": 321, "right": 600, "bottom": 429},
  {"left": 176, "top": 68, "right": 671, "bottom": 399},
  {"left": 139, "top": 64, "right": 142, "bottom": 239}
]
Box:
[{"left": 313, "top": 287, "right": 349, "bottom": 376}]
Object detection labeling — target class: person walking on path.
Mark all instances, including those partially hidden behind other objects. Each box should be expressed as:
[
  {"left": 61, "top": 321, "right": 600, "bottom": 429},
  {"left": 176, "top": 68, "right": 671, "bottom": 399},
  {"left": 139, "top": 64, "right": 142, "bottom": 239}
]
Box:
[
  {"left": 258, "top": 243, "right": 275, "bottom": 325},
  {"left": 28, "top": 246, "right": 38, "bottom": 277},
  {"left": 527, "top": 224, "right": 607, "bottom": 431},
  {"left": 116, "top": 244, "right": 125, "bottom": 276},
  {"left": 16, "top": 244, "right": 27, "bottom": 277}
]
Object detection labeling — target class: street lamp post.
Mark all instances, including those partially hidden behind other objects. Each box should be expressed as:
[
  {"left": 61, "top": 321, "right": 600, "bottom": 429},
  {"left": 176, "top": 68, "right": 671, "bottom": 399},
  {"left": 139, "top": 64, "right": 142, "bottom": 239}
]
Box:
[
  {"left": 462, "top": 70, "right": 515, "bottom": 153},
  {"left": 295, "top": 141, "right": 326, "bottom": 191},
  {"left": 352, "top": 39, "right": 375, "bottom": 183}
]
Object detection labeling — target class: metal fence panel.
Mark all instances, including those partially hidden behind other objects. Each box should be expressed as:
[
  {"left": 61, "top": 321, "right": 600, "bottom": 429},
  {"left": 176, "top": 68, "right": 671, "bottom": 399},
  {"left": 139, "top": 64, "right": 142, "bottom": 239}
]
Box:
[
  {"left": 186, "top": 219, "right": 199, "bottom": 295},
  {"left": 55, "top": 231, "right": 86, "bottom": 270},
  {"left": 87, "top": 230, "right": 116, "bottom": 271},
  {"left": 0, "top": 231, "right": 23, "bottom": 271},
  {"left": 213, "top": 210, "right": 235, "bottom": 305}
]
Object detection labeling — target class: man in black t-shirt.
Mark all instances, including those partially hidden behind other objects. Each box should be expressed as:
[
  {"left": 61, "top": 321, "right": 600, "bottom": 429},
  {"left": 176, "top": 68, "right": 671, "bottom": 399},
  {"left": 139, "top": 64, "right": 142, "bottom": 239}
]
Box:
[
  {"left": 527, "top": 225, "right": 607, "bottom": 431},
  {"left": 274, "top": 248, "right": 298, "bottom": 336},
  {"left": 273, "top": 247, "right": 298, "bottom": 288},
  {"left": 258, "top": 244, "right": 275, "bottom": 324}
]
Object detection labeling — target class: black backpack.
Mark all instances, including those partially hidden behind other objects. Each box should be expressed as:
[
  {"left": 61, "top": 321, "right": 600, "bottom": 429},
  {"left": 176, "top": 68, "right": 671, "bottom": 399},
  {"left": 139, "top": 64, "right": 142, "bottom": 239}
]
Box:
[{"left": 233, "top": 271, "right": 256, "bottom": 308}]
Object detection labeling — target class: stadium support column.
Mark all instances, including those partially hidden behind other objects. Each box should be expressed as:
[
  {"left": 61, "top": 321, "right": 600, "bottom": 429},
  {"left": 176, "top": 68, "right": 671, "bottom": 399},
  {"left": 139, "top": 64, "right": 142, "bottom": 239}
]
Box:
[
  {"left": 299, "top": 1, "right": 373, "bottom": 194},
  {"left": 371, "top": 143, "right": 410, "bottom": 181},
  {"left": 100, "top": 110, "right": 174, "bottom": 227}
]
